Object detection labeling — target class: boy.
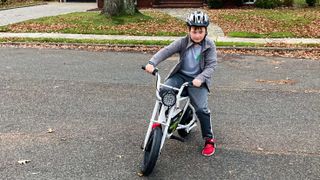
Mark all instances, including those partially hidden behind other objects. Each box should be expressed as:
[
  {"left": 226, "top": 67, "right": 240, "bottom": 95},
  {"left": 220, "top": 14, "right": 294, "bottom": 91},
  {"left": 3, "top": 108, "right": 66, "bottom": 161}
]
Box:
[{"left": 144, "top": 11, "right": 217, "bottom": 156}]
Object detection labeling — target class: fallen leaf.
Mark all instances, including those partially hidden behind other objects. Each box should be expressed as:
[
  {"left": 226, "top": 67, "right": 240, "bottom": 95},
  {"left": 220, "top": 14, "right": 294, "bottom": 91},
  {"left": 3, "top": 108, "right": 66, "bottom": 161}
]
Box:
[
  {"left": 304, "top": 89, "right": 320, "bottom": 94},
  {"left": 0, "top": 43, "right": 319, "bottom": 60},
  {"left": 18, "top": 159, "right": 31, "bottom": 164},
  {"left": 256, "top": 79, "right": 297, "bottom": 85},
  {"left": 137, "top": 172, "right": 144, "bottom": 177},
  {"left": 271, "top": 60, "right": 282, "bottom": 65}
]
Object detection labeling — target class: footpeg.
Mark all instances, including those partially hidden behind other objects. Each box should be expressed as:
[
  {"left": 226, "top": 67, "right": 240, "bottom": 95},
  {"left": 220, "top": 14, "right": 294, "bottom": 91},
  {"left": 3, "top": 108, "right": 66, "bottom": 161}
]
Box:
[{"left": 170, "top": 135, "right": 185, "bottom": 142}]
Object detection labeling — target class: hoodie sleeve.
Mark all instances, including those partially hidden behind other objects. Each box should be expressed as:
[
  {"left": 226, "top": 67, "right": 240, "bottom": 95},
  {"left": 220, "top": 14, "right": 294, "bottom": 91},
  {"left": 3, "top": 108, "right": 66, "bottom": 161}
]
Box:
[{"left": 149, "top": 38, "right": 183, "bottom": 66}]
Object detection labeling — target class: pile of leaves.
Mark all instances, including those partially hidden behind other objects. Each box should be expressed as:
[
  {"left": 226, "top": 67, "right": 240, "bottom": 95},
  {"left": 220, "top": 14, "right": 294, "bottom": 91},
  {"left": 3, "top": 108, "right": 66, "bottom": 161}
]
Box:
[
  {"left": 207, "top": 7, "right": 320, "bottom": 38},
  {"left": 0, "top": 42, "right": 319, "bottom": 60}
]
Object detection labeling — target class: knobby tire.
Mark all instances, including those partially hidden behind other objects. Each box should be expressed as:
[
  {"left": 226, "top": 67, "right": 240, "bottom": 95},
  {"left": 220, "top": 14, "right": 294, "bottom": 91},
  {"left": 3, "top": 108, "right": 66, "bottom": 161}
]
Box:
[{"left": 141, "top": 127, "right": 162, "bottom": 176}]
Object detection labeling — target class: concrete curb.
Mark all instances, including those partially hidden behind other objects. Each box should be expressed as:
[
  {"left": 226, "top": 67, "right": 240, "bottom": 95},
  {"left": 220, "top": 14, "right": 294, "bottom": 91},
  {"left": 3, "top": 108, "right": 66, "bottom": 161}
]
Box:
[
  {"left": 215, "top": 37, "right": 320, "bottom": 44},
  {"left": 0, "top": 42, "right": 319, "bottom": 51},
  {"left": 0, "top": 32, "right": 179, "bottom": 41},
  {"left": 0, "top": 33, "right": 320, "bottom": 45}
]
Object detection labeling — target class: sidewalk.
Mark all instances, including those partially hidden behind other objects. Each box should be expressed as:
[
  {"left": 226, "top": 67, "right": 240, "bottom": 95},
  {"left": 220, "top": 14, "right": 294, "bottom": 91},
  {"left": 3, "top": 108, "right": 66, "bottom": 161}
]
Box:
[
  {"left": 1, "top": 32, "right": 320, "bottom": 45},
  {"left": 0, "top": 2, "right": 96, "bottom": 26}
]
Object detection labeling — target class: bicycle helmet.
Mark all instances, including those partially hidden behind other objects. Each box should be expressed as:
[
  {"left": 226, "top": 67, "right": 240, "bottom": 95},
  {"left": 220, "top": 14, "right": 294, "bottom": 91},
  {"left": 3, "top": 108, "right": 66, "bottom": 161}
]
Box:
[{"left": 186, "top": 11, "right": 209, "bottom": 27}]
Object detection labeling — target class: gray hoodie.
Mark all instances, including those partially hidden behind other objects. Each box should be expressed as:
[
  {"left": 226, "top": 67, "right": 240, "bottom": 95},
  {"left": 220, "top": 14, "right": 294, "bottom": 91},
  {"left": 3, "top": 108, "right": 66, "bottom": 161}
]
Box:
[{"left": 149, "top": 35, "right": 217, "bottom": 88}]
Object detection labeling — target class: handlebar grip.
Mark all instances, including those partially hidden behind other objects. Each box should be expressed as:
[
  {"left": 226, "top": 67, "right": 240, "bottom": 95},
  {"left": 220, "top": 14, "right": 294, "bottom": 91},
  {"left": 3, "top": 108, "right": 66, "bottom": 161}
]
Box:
[{"left": 141, "top": 65, "right": 158, "bottom": 76}]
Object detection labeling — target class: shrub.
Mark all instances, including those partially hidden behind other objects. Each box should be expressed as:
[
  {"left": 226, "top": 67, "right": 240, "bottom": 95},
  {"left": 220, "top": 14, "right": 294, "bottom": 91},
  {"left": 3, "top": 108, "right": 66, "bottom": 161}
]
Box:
[
  {"left": 255, "top": 0, "right": 282, "bottom": 8},
  {"left": 282, "top": 0, "right": 294, "bottom": 6},
  {"left": 208, "top": 0, "right": 224, "bottom": 9},
  {"left": 233, "top": 0, "right": 243, "bottom": 6},
  {"left": 306, "top": 0, "right": 316, "bottom": 6}
]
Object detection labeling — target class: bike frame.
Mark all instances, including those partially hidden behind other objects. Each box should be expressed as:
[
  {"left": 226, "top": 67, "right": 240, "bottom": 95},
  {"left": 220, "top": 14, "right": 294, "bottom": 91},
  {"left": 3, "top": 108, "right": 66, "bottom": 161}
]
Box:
[{"left": 142, "top": 72, "right": 197, "bottom": 153}]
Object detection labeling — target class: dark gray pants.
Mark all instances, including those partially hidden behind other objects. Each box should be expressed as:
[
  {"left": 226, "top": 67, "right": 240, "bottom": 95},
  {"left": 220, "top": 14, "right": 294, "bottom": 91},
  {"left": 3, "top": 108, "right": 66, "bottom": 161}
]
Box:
[{"left": 164, "top": 72, "right": 214, "bottom": 139}]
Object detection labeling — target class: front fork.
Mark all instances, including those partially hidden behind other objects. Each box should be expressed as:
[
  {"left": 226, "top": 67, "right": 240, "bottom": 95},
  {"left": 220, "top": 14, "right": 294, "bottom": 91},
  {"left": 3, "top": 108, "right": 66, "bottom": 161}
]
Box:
[
  {"left": 142, "top": 100, "right": 160, "bottom": 151},
  {"left": 142, "top": 100, "right": 173, "bottom": 153}
]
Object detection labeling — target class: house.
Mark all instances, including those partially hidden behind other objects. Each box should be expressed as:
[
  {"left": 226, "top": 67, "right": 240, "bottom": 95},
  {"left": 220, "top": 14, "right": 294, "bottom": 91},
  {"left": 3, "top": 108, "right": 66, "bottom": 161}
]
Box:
[
  {"left": 137, "top": 0, "right": 205, "bottom": 8},
  {"left": 96, "top": 0, "right": 255, "bottom": 9},
  {"left": 98, "top": 0, "right": 205, "bottom": 9}
]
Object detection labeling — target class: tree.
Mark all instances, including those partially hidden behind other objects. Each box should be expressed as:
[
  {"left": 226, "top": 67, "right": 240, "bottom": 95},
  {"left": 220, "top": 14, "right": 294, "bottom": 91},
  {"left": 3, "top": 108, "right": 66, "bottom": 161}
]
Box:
[{"left": 103, "top": 0, "right": 137, "bottom": 16}]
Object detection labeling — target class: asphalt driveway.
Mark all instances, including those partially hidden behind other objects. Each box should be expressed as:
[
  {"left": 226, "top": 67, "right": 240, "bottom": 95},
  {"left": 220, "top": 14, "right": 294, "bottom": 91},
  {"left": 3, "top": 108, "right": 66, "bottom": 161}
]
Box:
[{"left": 0, "top": 47, "right": 319, "bottom": 179}]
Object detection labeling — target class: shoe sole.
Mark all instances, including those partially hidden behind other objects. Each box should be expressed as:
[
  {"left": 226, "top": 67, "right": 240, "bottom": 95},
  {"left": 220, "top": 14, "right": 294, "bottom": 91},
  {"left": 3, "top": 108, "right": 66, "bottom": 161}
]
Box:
[{"left": 202, "top": 149, "right": 215, "bottom": 157}]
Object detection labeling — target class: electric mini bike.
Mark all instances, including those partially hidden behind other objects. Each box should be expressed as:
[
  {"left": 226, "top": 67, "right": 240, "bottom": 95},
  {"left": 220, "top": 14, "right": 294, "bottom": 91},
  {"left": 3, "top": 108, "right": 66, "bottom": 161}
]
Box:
[{"left": 140, "top": 66, "right": 197, "bottom": 176}]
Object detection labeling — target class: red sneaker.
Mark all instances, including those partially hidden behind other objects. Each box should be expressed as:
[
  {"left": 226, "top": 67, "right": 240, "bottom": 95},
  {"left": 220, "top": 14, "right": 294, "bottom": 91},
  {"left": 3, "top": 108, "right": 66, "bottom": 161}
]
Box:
[{"left": 202, "top": 138, "right": 216, "bottom": 156}]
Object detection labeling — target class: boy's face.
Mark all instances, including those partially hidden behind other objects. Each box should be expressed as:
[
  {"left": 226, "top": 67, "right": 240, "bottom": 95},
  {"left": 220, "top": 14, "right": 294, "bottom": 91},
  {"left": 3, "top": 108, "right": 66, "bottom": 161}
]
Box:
[{"left": 189, "top": 26, "right": 206, "bottom": 43}]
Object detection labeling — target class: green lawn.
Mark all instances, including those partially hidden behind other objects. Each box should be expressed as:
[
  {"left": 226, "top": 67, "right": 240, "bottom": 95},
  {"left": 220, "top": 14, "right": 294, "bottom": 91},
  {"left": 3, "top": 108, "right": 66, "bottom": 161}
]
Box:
[{"left": 0, "top": 10, "right": 187, "bottom": 36}]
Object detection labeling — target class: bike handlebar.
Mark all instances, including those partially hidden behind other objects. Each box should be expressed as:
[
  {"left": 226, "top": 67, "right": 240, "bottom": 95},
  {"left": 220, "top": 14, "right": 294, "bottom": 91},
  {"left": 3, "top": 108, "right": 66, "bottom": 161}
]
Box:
[{"left": 141, "top": 66, "right": 196, "bottom": 101}]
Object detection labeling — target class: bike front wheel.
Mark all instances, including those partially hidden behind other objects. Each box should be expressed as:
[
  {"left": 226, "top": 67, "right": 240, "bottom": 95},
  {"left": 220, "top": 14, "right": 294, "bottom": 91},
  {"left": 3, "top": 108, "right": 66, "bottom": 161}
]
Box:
[{"left": 140, "top": 127, "right": 163, "bottom": 176}]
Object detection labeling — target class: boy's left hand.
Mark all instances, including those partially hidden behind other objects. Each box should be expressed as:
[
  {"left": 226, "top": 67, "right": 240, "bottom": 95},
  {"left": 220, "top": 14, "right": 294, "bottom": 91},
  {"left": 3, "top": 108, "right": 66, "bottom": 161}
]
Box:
[{"left": 192, "top": 79, "right": 202, "bottom": 87}]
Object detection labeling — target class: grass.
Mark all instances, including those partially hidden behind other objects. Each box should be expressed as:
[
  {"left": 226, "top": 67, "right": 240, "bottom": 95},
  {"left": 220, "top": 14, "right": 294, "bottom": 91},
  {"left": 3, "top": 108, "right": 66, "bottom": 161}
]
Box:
[
  {"left": 294, "top": 0, "right": 306, "bottom": 6},
  {"left": 215, "top": 41, "right": 262, "bottom": 46},
  {"left": 0, "top": 37, "right": 264, "bottom": 47},
  {"left": 0, "top": 10, "right": 187, "bottom": 36},
  {"left": 2, "top": 37, "right": 319, "bottom": 49},
  {"left": 28, "top": 11, "right": 151, "bottom": 26},
  {"left": 241, "top": 9, "right": 314, "bottom": 25},
  {"left": 0, "top": 37, "right": 173, "bottom": 46},
  {"left": 228, "top": 31, "right": 295, "bottom": 38},
  {"left": 0, "top": 0, "right": 43, "bottom": 10}
]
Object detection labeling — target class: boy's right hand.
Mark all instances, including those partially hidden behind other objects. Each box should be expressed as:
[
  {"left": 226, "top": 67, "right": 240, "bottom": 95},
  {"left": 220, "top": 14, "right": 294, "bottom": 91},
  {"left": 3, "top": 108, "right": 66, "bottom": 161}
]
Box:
[{"left": 145, "top": 64, "right": 155, "bottom": 74}]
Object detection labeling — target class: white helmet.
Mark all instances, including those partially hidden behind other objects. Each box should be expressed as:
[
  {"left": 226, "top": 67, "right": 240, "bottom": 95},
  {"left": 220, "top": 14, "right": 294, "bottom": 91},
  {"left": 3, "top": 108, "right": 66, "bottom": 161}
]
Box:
[{"left": 186, "top": 11, "right": 210, "bottom": 27}]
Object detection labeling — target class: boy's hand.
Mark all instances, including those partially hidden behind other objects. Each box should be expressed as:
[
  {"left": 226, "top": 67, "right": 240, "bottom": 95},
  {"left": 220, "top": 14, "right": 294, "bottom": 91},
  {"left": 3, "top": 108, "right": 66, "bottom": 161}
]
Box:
[
  {"left": 192, "top": 79, "right": 202, "bottom": 87},
  {"left": 145, "top": 64, "right": 155, "bottom": 74}
]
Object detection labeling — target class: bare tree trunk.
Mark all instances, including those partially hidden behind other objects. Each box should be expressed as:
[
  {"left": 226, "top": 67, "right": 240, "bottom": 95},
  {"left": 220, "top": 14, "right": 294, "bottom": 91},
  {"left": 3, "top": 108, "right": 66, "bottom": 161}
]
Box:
[
  {"left": 123, "top": 0, "right": 136, "bottom": 15},
  {"left": 103, "top": 0, "right": 136, "bottom": 16}
]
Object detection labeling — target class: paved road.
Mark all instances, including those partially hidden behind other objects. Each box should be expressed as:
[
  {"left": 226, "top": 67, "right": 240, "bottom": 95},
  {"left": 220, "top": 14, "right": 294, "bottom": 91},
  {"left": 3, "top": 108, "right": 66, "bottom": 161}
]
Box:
[
  {"left": 0, "top": 2, "right": 96, "bottom": 26},
  {"left": 0, "top": 47, "right": 319, "bottom": 179}
]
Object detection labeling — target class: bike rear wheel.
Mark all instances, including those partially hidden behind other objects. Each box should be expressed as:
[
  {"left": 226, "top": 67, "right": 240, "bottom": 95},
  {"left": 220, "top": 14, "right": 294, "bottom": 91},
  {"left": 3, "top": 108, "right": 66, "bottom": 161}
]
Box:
[{"left": 141, "top": 127, "right": 163, "bottom": 176}]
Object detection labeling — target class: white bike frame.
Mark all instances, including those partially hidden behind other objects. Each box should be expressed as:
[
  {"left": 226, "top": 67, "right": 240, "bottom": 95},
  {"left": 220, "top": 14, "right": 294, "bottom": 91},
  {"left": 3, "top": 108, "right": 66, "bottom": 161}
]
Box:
[{"left": 142, "top": 72, "right": 197, "bottom": 153}]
